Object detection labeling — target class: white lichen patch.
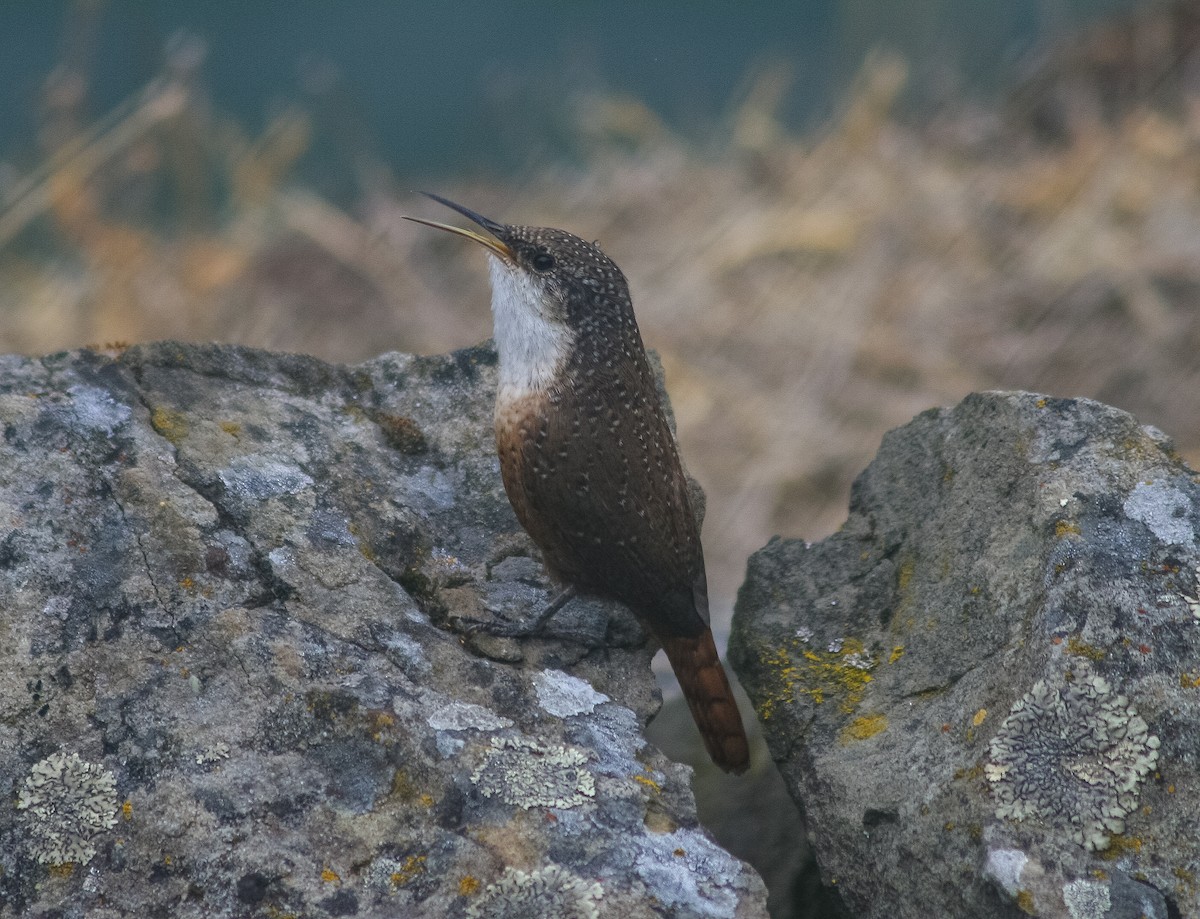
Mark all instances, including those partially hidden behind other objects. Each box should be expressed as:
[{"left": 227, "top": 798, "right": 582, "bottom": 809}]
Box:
[
  {"left": 532, "top": 669, "right": 609, "bottom": 718},
  {"left": 470, "top": 736, "right": 595, "bottom": 809},
  {"left": 218, "top": 455, "right": 314, "bottom": 501},
  {"left": 1063, "top": 878, "right": 1112, "bottom": 919},
  {"left": 195, "top": 742, "right": 231, "bottom": 765},
  {"left": 17, "top": 752, "right": 119, "bottom": 865},
  {"left": 987, "top": 668, "right": 1160, "bottom": 850},
  {"left": 466, "top": 864, "right": 602, "bottom": 919},
  {"left": 632, "top": 827, "right": 741, "bottom": 918},
  {"left": 68, "top": 384, "right": 131, "bottom": 435},
  {"left": 1122, "top": 481, "right": 1193, "bottom": 546},
  {"left": 982, "top": 848, "right": 1028, "bottom": 897},
  {"left": 427, "top": 700, "right": 513, "bottom": 732}
]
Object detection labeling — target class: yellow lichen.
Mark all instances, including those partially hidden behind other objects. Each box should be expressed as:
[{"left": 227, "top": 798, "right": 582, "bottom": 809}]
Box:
[
  {"left": 1016, "top": 889, "right": 1036, "bottom": 913},
  {"left": 840, "top": 713, "right": 888, "bottom": 743},
  {"left": 367, "top": 710, "right": 396, "bottom": 741},
  {"left": 391, "top": 855, "right": 426, "bottom": 887},
  {"left": 1054, "top": 520, "right": 1081, "bottom": 537},
  {"left": 459, "top": 875, "right": 481, "bottom": 896},
  {"left": 121, "top": 800, "right": 133, "bottom": 820},
  {"left": 889, "top": 645, "right": 905, "bottom": 663},
  {"left": 1174, "top": 866, "right": 1197, "bottom": 899},
  {"left": 954, "top": 763, "right": 985, "bottom": 782},
  {"left": 320, "top": 868, "right": 340, "bottom": 884},
  {"left": 757, "top": 636, "right": 875, "bottom": 720},
  {"left": 1066, "top": 636, "right": 1106, "bottom": 661},
  {"left": 347, "top": 522, "right": 379, "bottom": 563},
  {"left": 897, "top": 558, "right": 914, "bottom": 593},
  {"left": 972, "top": 709, "right": 987, "bottom": 727},
  {"left": 633, "top": 774, "right": 661, "bottom": 794},
  {"left": 1096, "top": 834, "right": 1143, "bottom": 860},
  {"left": 150, "top": 406, "right": 187, "bottom": 444},
  {"left": 218, "top": 420, "right": 242, "bottom": 437}
]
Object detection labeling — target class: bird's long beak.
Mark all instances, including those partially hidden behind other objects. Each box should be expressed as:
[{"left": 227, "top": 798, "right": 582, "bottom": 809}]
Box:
[{"left": 403, "top": 193, "right": 514, "bottom": 261}]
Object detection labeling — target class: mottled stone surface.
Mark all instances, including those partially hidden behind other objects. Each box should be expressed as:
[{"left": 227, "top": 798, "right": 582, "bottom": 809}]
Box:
[
  {"left": 0, "top": 342, "right": 767, "bottom": 919},
  {"left": 730, "top": 392, "right": 1199, "bottom": 919}
]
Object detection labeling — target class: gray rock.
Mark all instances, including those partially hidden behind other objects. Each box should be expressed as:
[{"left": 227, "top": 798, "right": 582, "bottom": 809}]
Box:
[
  {"left": 0, "top": 342, "right": 767, "bottom": 919},
  {"left": 730, "top": 392, "right": 1198, "bottom": 919}
]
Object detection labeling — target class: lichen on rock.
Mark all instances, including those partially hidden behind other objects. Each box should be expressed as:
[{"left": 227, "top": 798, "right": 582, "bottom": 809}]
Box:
[
  {"left": 17, "top": 751, "right": 119, "bottom": 866},
  {"left": 986, "top": 667, "right": 1160, "bottom": 850},
  {"left": 470, "top": 735, "right": 595, "bottom": 809},
  {"left": 0, "top": 342, "right": 768, "bottom": 916},
  {"left": 465, "top": 864, "right": 602, "bottom": 919}
]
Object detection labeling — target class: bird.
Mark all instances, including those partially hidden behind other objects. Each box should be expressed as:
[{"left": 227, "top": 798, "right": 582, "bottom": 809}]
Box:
[{"left": 405, "top": 194, "right": 750, "bottom": 774}]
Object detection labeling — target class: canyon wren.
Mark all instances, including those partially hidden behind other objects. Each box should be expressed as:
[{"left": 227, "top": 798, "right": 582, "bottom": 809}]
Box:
[{"left": 406, "top": 194, "right": 750, "bottom": 774}]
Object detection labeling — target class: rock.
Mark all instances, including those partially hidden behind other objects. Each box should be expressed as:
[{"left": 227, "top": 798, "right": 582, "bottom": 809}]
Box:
[
  {"left": 646, "top": 692, "right": 847, "bottom": 919},
  {"left": 730, "top": 392, "right": 1198, "bottom": 919},
  {"left": 0, "top": 342, "right": 767, "bottom": 919}
]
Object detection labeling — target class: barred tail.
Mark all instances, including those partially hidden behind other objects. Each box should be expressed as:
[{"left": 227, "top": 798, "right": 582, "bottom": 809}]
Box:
[{"left": 659, "top": 628, "right": 750, "bottom": 774}]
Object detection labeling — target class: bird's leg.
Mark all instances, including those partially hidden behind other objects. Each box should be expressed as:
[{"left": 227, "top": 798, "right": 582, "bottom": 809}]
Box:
[{"left": 466, "top": 585, "right": 579, "bottom": 638}]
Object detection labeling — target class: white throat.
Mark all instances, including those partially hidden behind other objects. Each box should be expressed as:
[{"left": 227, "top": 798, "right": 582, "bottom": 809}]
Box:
[{"left": 488, "top": 255, "right": 573, "bottom": 396}]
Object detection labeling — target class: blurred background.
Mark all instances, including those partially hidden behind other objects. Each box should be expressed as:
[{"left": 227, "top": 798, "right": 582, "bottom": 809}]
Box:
[{"left": 4, "top": 1, "right": 1200, "bottom": 915}]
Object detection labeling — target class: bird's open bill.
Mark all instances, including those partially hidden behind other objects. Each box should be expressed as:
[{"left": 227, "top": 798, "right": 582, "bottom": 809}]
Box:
[{"left": 403, "top": 193, "right": 514, "bottom": 262}]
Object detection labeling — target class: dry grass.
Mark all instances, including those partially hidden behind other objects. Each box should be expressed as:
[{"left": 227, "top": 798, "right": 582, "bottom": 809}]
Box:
[{"left": 4, "top": 9, "right": 1200, "bottom": 630}]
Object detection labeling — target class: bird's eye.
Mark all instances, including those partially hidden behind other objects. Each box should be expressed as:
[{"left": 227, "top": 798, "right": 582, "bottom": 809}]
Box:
[{"left": 531, "top": 252, "right": 555, "bottom": 272}]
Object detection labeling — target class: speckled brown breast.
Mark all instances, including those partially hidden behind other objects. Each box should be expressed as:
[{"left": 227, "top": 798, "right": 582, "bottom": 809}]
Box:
[
  {"left": 493, "top": 364, "right": 707, "bottom": 640},
  {"left": 494, "top": 385, "right": 568, "bottom": 578}
]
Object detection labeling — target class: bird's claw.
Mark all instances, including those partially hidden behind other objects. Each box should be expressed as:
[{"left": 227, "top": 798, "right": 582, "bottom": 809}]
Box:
[{"left": 458, "top": 616, "right": 539, "bottom": 639}]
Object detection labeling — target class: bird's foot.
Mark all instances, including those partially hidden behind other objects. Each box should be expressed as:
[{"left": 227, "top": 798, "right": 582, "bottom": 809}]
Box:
[
  {"left": 454, "top": 585, "right": 617, "bottom": 650},
  {"left": 458, "top": 615, "right": 542, "bottom": 639},
  {"left": 460, "top": 584, "right": 577, "bottom": 637}
]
